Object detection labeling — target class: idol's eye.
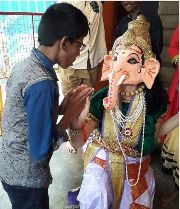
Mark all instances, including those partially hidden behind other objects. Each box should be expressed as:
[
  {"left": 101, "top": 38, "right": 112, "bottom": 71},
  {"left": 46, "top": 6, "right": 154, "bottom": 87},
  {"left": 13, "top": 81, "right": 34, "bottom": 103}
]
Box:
[
  {"left": 127, "top": 58, "right": 139, "bottom": 64},
  {"left": 113, "top": 56, "right": 117, "bottom": 61}
]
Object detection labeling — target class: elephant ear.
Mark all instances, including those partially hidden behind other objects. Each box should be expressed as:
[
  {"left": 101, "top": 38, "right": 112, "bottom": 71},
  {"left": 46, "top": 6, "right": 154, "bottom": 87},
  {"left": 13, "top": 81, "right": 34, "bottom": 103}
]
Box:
[
  {"left": 101, "top": 55, "right": 113, "bottom": 81},
  {"left": 143, "top": 58, "right": 160, "bottom": 89}
]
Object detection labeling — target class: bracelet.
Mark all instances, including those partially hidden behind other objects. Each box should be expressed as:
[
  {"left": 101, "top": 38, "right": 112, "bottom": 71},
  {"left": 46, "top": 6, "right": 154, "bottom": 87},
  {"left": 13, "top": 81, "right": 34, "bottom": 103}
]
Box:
[
  {"left": 86, "top": 113, "right": 99, "bottom": 123},
  {"left": 67, "top": 127, "right": 81, "bottom": 136},
  {"left": 67, "top": 125, "right": 87, "bottom": 144}
]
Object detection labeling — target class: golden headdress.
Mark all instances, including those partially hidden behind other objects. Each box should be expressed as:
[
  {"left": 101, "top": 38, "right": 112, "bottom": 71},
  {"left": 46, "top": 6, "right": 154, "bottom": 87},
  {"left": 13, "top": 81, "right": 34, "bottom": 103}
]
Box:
[{"left": 112, "top": 14, "right": 155, "bottom": 59}]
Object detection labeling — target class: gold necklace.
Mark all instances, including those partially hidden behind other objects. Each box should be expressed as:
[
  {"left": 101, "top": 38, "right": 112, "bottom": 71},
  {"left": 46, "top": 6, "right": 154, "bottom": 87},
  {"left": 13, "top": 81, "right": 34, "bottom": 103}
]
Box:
[{"left": 119, "top": 84, "right": 145, "bottom": 97}]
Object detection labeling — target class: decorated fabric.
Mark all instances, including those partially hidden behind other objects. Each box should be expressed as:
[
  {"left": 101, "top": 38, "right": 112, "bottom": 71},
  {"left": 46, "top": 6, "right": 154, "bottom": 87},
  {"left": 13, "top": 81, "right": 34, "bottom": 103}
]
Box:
[{"left": 67, "top": 187, "right": 80, "bottom": 208}]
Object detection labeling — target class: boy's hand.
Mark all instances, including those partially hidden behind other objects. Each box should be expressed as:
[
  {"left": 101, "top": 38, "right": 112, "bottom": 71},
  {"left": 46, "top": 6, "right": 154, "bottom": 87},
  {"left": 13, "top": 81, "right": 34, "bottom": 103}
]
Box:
[
  {"left": 58, "top": 85, "right": 94, "bottom": 129},
  {"left": 59, "top": 84, "right": 93, "bottom": 115},
  {"left": 58, "top": 89, "right": 73, "bottom": 115}
]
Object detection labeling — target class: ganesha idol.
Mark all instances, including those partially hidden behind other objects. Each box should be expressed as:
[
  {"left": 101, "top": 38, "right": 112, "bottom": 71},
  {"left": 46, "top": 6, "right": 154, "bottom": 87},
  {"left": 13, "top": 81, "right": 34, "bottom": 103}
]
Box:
[
  {"left": 101, "top": 15, "right": 160, "bottom": 110},
  {"left": 67, "top": 15, "right": 165, "bottom": 209}
]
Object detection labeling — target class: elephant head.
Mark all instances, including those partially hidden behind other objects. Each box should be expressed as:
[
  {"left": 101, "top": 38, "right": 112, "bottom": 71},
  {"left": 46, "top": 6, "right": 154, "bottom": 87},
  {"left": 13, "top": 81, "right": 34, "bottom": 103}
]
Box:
[
  {"left": 101, "top": 44, "right": 160, "bottom": 110},
  {"left": 101, "top": 14, "right": 160, "bottom": 110}
]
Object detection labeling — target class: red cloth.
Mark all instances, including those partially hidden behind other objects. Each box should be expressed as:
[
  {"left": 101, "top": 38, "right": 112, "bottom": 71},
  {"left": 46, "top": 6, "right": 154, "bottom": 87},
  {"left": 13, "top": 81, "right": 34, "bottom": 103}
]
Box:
[{"left": 168, "top": 26, "right": 179, "bottom": 59}]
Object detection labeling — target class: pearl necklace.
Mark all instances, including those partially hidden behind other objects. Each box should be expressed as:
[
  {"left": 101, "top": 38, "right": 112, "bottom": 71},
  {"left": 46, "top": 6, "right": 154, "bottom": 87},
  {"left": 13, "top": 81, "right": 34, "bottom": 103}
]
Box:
[
  {"left": 113, "top": 92, "right": 145, "bottom": 129},
  {"left": 110, "top": 92, "right": 146, "bottom": 186}
]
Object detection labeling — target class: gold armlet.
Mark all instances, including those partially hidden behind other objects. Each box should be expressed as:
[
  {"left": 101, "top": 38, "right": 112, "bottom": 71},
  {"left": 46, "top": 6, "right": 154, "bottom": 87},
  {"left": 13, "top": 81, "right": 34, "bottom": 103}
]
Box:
[
  {"left": 81, "top": 113, "right": 99, "bottom": 128},
  {"left": 86, "top": 113, "right": 99, "bottom": 123}
]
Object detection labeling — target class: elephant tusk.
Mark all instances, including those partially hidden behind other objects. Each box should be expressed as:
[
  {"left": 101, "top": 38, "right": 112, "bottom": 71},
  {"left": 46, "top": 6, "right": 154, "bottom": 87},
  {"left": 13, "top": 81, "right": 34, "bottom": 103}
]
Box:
[
  {"left": 117, "top": 74, "right": 126, "bottom": 86},
  {"left": 108, "top": 70, "right": 115, "bottom": 80}
]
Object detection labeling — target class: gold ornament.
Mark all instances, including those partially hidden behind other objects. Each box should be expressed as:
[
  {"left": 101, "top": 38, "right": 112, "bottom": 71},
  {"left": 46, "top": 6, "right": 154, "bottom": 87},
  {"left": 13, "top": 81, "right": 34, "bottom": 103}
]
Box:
[
  {"left": 112, "top": 14, "right": 154, "bottom": 60},
  {"left": 119, "top": 84, "right": 145, "bottom": 97}
]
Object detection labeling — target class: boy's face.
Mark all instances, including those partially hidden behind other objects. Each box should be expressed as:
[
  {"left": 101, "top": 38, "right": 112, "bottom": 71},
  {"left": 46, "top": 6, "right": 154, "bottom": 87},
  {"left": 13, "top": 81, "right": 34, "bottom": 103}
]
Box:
[
  {"left": 57, "top": 37, "right": 84, "bottom": 69},
  {"left": 122, "top": 1, "right": 140, "bottom": 13}
]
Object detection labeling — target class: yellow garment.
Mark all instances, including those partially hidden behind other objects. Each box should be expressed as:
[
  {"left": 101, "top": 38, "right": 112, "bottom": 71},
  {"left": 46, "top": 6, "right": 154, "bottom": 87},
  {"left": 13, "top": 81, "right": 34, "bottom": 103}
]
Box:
[{"left": 161, "top": 126, "right": 179, "bottom": 185}]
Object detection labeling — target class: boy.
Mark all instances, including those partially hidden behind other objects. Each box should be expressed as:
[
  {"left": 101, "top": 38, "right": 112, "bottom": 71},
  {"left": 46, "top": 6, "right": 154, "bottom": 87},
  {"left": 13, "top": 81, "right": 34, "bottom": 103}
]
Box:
[{"left": 0, "top": 3, "right": 93, "bottom": 209}]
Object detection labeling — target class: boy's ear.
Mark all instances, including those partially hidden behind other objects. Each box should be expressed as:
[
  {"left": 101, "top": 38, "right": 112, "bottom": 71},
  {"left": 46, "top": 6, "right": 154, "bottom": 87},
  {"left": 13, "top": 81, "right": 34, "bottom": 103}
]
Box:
[{"left": 59, "top": 36, "right": 69, "bottom": 50}]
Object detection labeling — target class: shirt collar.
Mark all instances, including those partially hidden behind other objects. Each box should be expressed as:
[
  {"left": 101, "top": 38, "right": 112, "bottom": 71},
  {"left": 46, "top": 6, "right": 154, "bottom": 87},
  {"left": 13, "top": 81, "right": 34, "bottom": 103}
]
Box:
[
  {"left": 32, "top": 47, "right": 53, "bottom": 71},
  {"left": 32, "top": 47, "right": 58, "bottom": 81}
]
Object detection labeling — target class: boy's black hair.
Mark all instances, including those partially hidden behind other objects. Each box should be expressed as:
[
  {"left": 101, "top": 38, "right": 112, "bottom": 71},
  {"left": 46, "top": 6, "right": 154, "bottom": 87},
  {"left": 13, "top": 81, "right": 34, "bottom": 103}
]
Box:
[{"left": 38, "top": 3, "right": 89, "bottom": 46}]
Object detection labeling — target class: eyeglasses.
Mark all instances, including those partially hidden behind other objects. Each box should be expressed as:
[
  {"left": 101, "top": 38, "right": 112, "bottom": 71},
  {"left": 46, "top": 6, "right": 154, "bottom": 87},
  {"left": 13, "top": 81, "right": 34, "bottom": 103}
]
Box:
[{"left": 73, "top": 40, "right": 86, "bottom": 51}]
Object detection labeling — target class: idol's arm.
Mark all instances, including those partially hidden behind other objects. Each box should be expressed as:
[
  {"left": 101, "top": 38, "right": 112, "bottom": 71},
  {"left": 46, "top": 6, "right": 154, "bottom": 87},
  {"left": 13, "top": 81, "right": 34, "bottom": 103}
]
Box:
[
  {"left": 68, "top": 119, "right": 97, "bottom": 149},
  {"left": 156, "top": 113, "right": 179, "bottom": 138}
]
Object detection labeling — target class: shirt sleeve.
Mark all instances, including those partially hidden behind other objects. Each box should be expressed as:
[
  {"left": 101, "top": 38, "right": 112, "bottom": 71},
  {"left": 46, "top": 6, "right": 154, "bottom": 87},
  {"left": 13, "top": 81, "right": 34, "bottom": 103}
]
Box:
[{"left": 24, "top": 79, "right": 57, "bottom": 161}]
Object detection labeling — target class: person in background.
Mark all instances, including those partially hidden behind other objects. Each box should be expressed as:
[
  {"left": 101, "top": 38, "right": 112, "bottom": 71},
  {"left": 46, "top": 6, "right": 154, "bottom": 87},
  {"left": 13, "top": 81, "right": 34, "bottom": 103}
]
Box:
[
  {"left": 155, "top": 25, "right": 179, "bottom": 208},
  {"left": 161, "top": 25, "right": 179, "bottom": 127},
  {"left": 59, "top": 1, "right": 107, "bottom": 96},
  {"left": 160, "top": 25, "right": 179, "bottom": 151},
  {"left": 114, "top": 1, "right": 163, "bottom": 63},
  {"left": 0, "top": 3, "right": 94, "bottom": 209},
  {"left": 161, "top": 25, "right": 179, "bottom": 184}
]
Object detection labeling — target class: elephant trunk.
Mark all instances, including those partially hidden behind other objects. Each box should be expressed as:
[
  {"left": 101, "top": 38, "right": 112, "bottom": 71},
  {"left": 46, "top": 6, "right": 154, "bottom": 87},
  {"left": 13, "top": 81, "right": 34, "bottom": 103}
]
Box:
[{"left": 103, "top": 73, "right": 126, "bottom": 110}]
